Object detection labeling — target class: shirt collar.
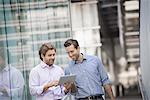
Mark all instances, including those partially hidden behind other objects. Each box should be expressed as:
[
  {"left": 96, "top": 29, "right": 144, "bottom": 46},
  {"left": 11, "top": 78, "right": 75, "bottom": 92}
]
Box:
[
  {"left": 40, "top": 61, "right": 54, "bottom": 69},
  {"left": 74, "top": 53, "right": 86, "bottom": 64}
]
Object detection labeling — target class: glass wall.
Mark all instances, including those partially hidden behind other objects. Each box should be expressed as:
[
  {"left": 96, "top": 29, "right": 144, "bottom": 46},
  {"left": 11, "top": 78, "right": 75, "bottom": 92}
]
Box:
[
  {"left": 0, "top": 0, "right": 101, "bottom": 100},
  {"left": 0, "top": 0, "right": 71, "bottom": 100},
  {"left": 71, "top": 1, "right": 101, "bottom": 57}
]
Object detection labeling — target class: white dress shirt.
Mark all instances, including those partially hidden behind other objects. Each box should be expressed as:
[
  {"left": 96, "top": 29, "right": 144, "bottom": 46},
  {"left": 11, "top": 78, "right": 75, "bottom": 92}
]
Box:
[
  {"left": 0, "top": 65, "right": 25, "bottom": 100},
  {"left": 29, "top": 61, "right": 64, "bottom": 100}
]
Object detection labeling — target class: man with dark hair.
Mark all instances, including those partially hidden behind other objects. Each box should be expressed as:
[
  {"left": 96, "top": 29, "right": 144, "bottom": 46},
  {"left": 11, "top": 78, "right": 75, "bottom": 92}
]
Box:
[
  {"left": 64, "top": 39, "right": 115, "bottom": 100},
  {"left": 0, "top": 48, "right": 24, "bottom": 100},
  {"left": 29, "top": 43, "right": 67, "bottom": 100}
]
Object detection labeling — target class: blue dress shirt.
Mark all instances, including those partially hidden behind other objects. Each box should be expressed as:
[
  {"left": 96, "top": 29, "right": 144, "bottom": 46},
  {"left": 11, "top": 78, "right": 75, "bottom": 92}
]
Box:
[{"left": 64, "top": 55, "right": 110, "bottom": 99}]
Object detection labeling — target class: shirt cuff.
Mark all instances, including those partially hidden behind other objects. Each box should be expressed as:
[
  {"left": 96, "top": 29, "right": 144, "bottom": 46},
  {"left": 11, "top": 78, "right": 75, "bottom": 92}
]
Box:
[
  {"left": 37, "top": 85, "right": 44, "bottom": 95},
  {"left": 102, "top": 78, "right": 111, "bottom": 86}
]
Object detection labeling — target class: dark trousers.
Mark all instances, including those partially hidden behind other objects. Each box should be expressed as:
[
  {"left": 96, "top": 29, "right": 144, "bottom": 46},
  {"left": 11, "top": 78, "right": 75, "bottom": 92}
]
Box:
[
  {"left": 77, "top": 96, "right": 104, "bottom": 100},
  {"left": 77, "top": 98, "right": 104, "bottom": 100}
]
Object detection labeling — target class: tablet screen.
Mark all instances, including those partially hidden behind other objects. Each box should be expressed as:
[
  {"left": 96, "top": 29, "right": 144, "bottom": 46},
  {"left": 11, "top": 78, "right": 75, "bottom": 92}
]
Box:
[{"left": 58, "top": 74, "right": 76, "bottom": 85}]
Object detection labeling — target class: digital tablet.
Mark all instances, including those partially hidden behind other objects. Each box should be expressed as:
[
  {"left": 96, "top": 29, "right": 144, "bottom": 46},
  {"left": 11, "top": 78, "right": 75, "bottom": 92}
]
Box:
[{"left": 58, "top": 74, "right": 76, "bottom": 85}]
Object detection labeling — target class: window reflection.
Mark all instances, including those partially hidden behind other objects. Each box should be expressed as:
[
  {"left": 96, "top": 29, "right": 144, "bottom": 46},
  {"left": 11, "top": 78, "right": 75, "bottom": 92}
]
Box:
[
  {"left": 0, "top": 48, "right": 24, "bottom": 100},
  {"left": 0, "top": 0, "right": 71, "bottom": 100}
]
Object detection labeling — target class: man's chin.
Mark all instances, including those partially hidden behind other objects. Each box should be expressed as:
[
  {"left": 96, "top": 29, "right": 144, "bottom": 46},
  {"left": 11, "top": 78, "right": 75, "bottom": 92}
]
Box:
[
  {"left": 46, "top": 62, "right": 54, "bottom": 66},
  {"left": 72, "top": 58, "right": 76, "bottom": 61}
]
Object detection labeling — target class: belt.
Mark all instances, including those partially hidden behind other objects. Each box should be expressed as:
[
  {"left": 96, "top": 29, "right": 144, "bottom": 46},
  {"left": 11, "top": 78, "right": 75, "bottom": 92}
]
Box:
[{"left": 77, "top": 95, "right": 103, "bottom": 100}]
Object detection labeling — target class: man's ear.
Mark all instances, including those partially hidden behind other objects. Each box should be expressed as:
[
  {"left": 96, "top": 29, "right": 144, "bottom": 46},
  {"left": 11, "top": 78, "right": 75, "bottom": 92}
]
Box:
[
  {"left": 41, "top": 54, "right": 44, "bottom": 59},
  {"left": 77, "top": 46, "right": 80, "bottom": 50}
]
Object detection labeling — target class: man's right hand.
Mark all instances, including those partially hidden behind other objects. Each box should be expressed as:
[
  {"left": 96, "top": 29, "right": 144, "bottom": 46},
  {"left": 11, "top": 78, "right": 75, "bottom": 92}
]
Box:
[
  {"left": 43, "top": 80, "right": 59, "bottom": 93},
  {"left": 64, "top": 82, "right": 77, "bottom": 93},
  {"left": 50, "top": 80, "right": 59, "bottom": 87}
]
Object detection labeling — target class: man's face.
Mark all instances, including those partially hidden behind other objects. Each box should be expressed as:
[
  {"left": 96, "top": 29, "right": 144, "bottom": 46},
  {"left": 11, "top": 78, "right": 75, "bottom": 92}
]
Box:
[
  {"left": 0, "top": 56, "right": 5, "bottom": 71},
  {"left": 65, "top": 44, "right": 80, "bottom": 61},
  {"left": 42, "top": 49, "right": 56, "bottom": 66}
]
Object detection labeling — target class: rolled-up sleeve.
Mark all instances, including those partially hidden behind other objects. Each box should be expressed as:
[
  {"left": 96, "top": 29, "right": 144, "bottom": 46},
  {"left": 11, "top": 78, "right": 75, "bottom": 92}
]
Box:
[
  {"left": 96, "top": 57, "right": 111, "bottom": 85},
  {"left": 29, "top": 69, "right": 44, "bottom": 96}
]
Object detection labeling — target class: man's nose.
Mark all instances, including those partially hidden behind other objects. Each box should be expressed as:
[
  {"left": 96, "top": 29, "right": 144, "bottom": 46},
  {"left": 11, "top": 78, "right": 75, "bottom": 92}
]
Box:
[
  {"left": 69, "top": 53, "right": 73, "bottom": 57},
  {"left": 51, "top": 56, "right": 55, "bottom": 59}
]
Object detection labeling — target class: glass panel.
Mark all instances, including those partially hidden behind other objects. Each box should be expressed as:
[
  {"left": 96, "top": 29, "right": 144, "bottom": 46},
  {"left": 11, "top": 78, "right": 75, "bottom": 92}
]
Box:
[
  {"left": 71, "top": 2, "right": 101, "bottom": 57},
  {"left": 0, "top": 0, "right": 71, "bottom": 100},
  {"left": 71, "top": 3, "right": 99, "bottom": 28},
  {"left": 0, "top": 40, "right": 25, "bottom": 100}
]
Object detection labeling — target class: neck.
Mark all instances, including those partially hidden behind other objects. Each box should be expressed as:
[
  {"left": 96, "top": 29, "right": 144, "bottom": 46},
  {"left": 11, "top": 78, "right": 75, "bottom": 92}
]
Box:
[{"left": 77, "top": 53, "right": 83, "bottom": 62}]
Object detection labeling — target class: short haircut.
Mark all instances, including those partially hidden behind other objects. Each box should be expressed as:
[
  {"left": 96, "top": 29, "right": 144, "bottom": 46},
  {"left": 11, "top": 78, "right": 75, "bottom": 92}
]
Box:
[
  {"left": 64, "top": 39, "right": 79, "bottom": 49},
  {"left": 39, "top": 43, "right": 56, "bottom": 61}
]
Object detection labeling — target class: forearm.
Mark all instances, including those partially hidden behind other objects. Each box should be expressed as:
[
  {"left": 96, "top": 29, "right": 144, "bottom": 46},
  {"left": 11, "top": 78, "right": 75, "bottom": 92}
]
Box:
[
  {"left": 104, "top": 84, "right": 115, "bottom": 100},
  {"left": 43, "top": 80, "right": 59, "bottom": 93},
  {"left": 43, "top": 82, "right": 55, "bottom": 93}
]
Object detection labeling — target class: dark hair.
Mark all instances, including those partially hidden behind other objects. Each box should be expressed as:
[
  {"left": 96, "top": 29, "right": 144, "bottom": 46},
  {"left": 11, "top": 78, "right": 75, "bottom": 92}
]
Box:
[
  {"left": 64, "top": 39, "right": 79, "bottom": 49},
  {"left": 39, "top": 43, "right": 56, "bottom": 61}
]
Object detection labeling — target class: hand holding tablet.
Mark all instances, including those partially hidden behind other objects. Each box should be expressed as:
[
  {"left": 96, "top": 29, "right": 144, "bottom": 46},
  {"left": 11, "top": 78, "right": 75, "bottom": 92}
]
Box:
[{"left": 58, "top": 74, "right": 76, "bottom": 85}]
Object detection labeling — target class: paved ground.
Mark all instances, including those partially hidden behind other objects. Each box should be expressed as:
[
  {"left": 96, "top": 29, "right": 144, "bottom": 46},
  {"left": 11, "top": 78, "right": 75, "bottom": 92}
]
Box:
[
  {"left": 106, "top": 95, "right": 142, "bottom": 100},
  {"left": 116, "top": 96, "right": 142, "bottom": 100}
]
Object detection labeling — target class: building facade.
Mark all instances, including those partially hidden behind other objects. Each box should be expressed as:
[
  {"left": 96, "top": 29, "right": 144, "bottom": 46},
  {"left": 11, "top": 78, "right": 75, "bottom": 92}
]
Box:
[{"left": 0, "top": 0, "right": 101, "bottom": 99}]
